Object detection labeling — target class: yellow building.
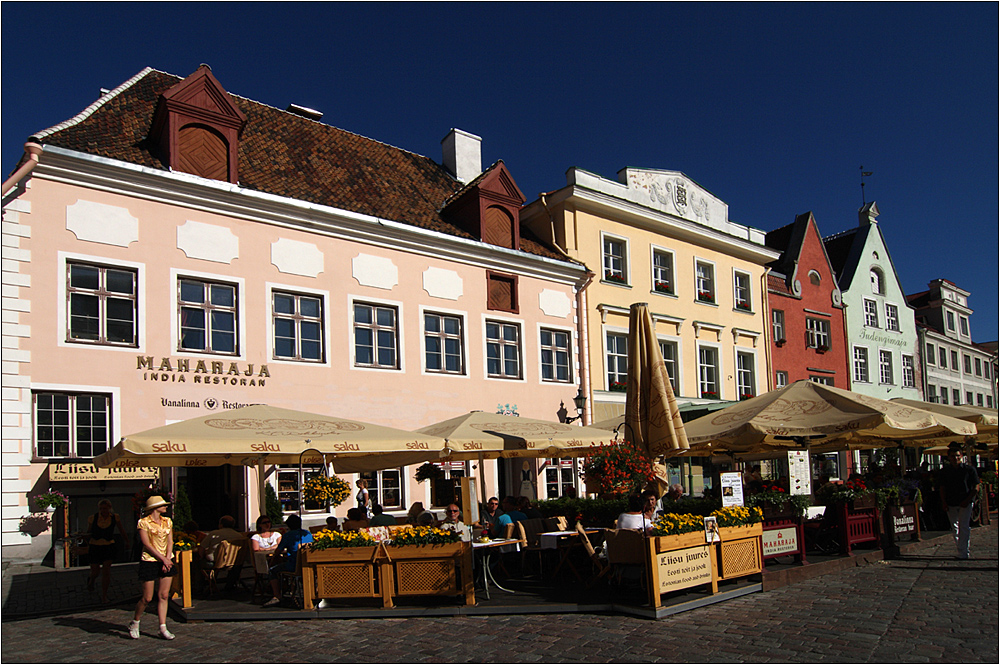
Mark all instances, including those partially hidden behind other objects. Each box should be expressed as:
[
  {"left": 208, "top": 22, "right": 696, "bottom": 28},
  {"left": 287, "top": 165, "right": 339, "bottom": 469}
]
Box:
[{"left": 522, "top": 167, "right": 780, "bottom": 425}]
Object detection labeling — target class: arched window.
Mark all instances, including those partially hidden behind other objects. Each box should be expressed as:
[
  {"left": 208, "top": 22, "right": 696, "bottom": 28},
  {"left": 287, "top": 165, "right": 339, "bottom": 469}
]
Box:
[
  {"left": 870, "top": 268, "right": 884, "bottom": 295},
  {"left": 808, "top": 270, "right": 822, "bottom": 286}
]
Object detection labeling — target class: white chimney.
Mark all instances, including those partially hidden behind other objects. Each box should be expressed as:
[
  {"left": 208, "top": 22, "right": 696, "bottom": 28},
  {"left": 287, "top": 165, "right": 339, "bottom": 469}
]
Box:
[{"left": 441, "top": 128, "right": 482, "bottom": 184}]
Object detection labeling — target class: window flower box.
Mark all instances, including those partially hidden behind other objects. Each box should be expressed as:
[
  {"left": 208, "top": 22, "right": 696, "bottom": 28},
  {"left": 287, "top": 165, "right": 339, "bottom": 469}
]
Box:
[
  {"left": 604, "top": 273, "right": 628, "bottom": 285},
  {"left": 735, "top": 302, "right": 752, "bottom": 312},
  {"left": 775, "top": 338, "right": 786, "bottom": 347},
  {"left": 739, "top": 393, "right": 755, "bottom": 401},
  {"left": 697, "top": 291, "right": 715, "bottom": 303},
  {"left": 653, "top": 281, "right": 672, "bottom": 294},
  {"left": 701, "top": 391, "right": 718, "bottom": 399},
  {"left": 815, "top": 345, "right": 829, "bottom": 354},
  {"left": 609, "top": 381, "right": 628, "bottom": 393}
]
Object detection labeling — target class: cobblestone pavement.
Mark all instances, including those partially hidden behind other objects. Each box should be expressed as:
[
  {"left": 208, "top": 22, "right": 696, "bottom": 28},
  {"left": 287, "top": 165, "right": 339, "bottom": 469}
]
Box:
[{"left": 2, "top": 525, "right": 996, "bottom": 663}]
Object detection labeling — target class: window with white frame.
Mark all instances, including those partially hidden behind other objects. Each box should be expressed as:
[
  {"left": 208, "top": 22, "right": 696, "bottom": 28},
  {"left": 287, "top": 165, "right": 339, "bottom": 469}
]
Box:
[
  {"left": 974, "top": 357, "right": 982, "bottom": 377},
  {"left": 540, "top": 328, "right": 572, "bottom": 382},
  {"left": 977, "top": 393, "right": 984, "bottom": 407},
  {"left": 736, "top": 351, "right": 756, "bottom": 399},
  {"left": 775, "top": 371, "right": 788, "bottom": 388},
  {"left": 810, "top": 376, "right": 834, "bottom": 386},
  {"left": 486, "top": 320, "right": 522, "bottom": 379},
  {"left": 652, "top": 249, "right": 675, "bottom": 295},
  {"left": 950, "top": 350, "right": 959, "bottom": 370},
  {"left": 879, "top": 349, "right": 894, "bottom": 385},
  {"left": 430, "top": 461, "right": 468, "bottom": 507},
  {"left": 853, "top": 347, "right": 870, "bottom": 383},
  {"left": 806, "top": 317, "right": 830, "bottom": 349},
  {"left": 984, "top": 364, "right": 991, "bottom": 380},
  {"left": 34, "top": 391, "right": 111, "bottom": 459},
  {"left": 959, "top": 316, "right": 969, "bottom": 337},
  {"left": 424, "top": 312, "right": 464, "bottom": 374},
  {"left": 695, "top": 261, "right": 715, "bottom": 303},
  {"left": 603, "top": 236, "right": 627, "bottom": 284},
  {"left": 946, "top": 311, "right": 955, "bottom": 331},
  {"left": 941, "top": 388, "right": 949, "bottom": 404},
  {"left": 273, "top": 291, "right": 324, "bottom": 362},
  {"left": 67, "top": 262, "right": 138, "bottom": 346},
  {"left": 966, "top": 391, "right": 974, "bottom": 405},
  {"left": 733, "top": 271, "right": 752, "bottom": 311},
  {"left": 276, "top": 465, "right": 326, "bottom": 513},
  {"left": 863, "top": 299, "right": 879, "bottom": 328},
  {"left": 926, "top": 343, "right": 935, "bottom": 365},
  {"left": 543, "top": 458, "right": 578, "bottom": 499},
  {"left": 658, "top": 340, "right": 680, "bottom": 393},
  {"left": 606, "top": 332, "right": 628, "bottom": 391},
  {"left": 772, "top": 310, "right": 785, "bottom": 343},
  {"left": 354, "top": 302, "right": 399, "bottom": 369},
  {"left": 939, "top": 347, "right": 948, "bottom": 367},
  {"left": 179, "top": 278, "right": 238, "bottom": 354},
  {"left": 698, "top": 346, "right": 720, "bottom": 398},
  {"left": 952, "top": 388, "right": 960, "bottom": 405},
  {"left": 902, "top": 355, "right": 915, "bottom": 388},
  {"left": 359, "top": 469, "right": 404, "bottom": 510},
  {"left": 885, "top": 304, "right": 900, "bottom": 332},
  {"left": 963, "top": 354, "right": 972, "bottom": 374},
  {"left": 870, "top": 268, "right": 883, "bottom": 294},
  {"left": 927, "top": 385, "right": 938, "bottom": 403},
  {"left": 989, "top": 396, "right": 994, "bottom": 408}
]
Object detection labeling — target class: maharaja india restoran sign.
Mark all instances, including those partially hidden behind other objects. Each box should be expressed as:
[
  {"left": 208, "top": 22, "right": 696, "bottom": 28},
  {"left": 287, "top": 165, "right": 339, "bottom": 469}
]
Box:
[
  {"left": 50, "top": 462, "right": 159, "bottom": 482},
  {"left": 136, "top": 356, "right": 270, "bottom": 387}
]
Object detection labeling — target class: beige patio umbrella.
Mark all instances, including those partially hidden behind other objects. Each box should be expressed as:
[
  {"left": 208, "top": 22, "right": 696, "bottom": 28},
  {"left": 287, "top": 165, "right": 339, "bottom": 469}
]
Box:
[
  {"left": 94, "top": 405, "right": 447, "bottom": 514},
  {"left": 889, "top": 398, "right": 998, "bottom": 431},
  {"left": 624, "top": 303, "right": 689, "bottom": 493},
  {"left": 674, "top": 380, "right": 977, "bottom": 456}
]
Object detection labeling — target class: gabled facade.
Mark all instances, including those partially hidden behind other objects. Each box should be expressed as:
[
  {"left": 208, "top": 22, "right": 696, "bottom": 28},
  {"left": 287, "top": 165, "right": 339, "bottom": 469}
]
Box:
[
  {"left": 765, "top": 212, "right": 848, "bottom": 389},
  {"left": 907, "top": 279, "right": 995, "bottom": 408},
  {"left": 521, "top": 167, "right": 780, "bottom": 428},
  {"left": 823, "top": 203, "right": 921, "bottom": 400},
  {"left": 1, "top": 66, "right": 589, "bottom": 561}
]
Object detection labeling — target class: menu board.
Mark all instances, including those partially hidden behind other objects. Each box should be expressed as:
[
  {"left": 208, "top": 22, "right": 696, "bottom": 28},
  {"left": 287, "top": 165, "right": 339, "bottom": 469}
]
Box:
[
  {"left": 720, "top": 472, "right": 745, "bottom": 507},
  {"left": 656, "top": 545, "right": 714, "bottom": 593},
  {"left": 787, "top": 450, "right": 812, "bottom": 496}
]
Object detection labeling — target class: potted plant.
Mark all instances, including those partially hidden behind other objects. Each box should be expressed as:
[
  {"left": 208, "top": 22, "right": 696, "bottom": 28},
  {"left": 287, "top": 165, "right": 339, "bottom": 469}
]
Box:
[
  {"left": 746, "top": 484, "right": 811, "bottom": 518},
  {"left": 581, "top": 443, "right": 657, "bottom": 498},
  {"left": 414, "top": 462, "right": 445, "bottom": 484},
  {"left": 301, "top": 474, "right": 351, "bottom": 509},
  {"left": 33, "top": 490, "right": 68, "bottom": 513}
]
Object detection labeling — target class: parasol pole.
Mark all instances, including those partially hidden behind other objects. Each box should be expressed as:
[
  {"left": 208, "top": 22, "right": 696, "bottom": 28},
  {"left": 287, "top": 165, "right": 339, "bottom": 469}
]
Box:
[
  {"left": 478, "top": 452, "right": 488, "bottom": 511},
  {"left": 257, "top": 456, "right": 267, "bottom": 518}
]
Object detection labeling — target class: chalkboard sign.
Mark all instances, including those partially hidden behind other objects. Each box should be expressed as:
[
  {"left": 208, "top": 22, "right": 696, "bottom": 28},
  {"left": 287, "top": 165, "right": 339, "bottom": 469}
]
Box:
[{"left": 461, "top": 477, "right": 480, "bottom": 526}]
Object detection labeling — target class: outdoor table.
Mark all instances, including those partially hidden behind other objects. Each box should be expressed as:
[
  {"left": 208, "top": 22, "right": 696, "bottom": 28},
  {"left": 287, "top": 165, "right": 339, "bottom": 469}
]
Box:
[
  {"left": 538, "top": 529, "right": 603, "bottom": 582},
  {"left": 472, "top": 538, "right": 519, "bottom": 599}
]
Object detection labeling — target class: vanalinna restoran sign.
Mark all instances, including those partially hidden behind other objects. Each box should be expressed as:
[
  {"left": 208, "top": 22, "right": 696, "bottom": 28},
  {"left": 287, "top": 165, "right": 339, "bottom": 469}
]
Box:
[{"left": 137, "top": 356, "right": 270, "bottom": 387}]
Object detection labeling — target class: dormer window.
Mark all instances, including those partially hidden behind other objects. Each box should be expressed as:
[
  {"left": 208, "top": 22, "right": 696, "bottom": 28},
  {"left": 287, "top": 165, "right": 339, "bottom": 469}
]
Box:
[
  {"left": 441, "top": 161, "right": 524, "bottom": 250},
  {"left": 150, "top": 65, "right": 246, "bottom": 184}
]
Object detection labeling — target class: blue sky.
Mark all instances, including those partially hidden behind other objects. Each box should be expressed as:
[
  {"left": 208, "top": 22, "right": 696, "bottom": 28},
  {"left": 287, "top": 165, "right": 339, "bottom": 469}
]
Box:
[{"left": 3, "top": 3, "right": 997, "bottom": 339}]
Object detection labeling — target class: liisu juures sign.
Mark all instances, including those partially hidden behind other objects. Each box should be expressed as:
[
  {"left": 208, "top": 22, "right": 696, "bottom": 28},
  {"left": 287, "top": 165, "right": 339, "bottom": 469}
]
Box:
[{"left": 136, "top": 356, "right": 271, "bottom": 387}]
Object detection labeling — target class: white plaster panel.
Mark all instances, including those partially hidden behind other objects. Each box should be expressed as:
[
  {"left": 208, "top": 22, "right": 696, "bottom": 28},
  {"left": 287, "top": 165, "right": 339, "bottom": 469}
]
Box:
[
  {"left": 1, "top": 323, "right": 30, "bottom": 337},
  {"left": 1, "top": 375, "right": 29, "bottom": 388},
  {"left": 2, "top": 492, "right": 23, "bottom": 506},
  {"left": 66, "top": 200, "right": 138, "bottom": 247},
  {"left": 177, "top": 221, "right": 239, "bottom": 264},
  {"left": 538, "top": 289, "right": 573, "bottom": 319},
  {"left": 2, "top": 427, "right": 30, "bottom": 442},
  {"left": 5, "top": 199, "right": 31, "bottom": 213},
  {"left": 2, "top": 221, "right": 31, "bottom": 237},
  {"left": 422, "top": 267, "right": 463, "bottom": 300},
  {"left": 352, "top": 254, "right": 398, "bottom": 290},
  {"left": 1, "top": 273, "right": 29, "bottom": 287},
  {"left": 271, "top": 238, "right": 324, "bottom": 277},
  {"left": 2, "top": 531, "right": 34, "bottom": 546},
  {"left": 2, "top": 441, "right": 25, "bottom": 454},
  {"left": 2, "top": 298, "right": 30, "bottom": 313},
  {"left": 0, "top": 479, "right": 31, "bottom": 492},
  {"left": 2, "top": 247, "right": 28, "bottom": 262}
]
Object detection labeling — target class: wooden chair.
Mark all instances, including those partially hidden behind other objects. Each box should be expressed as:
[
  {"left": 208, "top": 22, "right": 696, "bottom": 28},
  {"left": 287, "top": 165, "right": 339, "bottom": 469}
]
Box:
[
  {"left": 278, "top": 551, "right": 304, "bottom": 609},
  {"left": 204, "top": 539, "right": 247, "bottom": 596},
  {"left": 515, "top": 518, "right": 551, "bottom": 577},
  {"left": 576, "top": 522, "right": 610, "bottom": 588},
  {"left": 250, "top": 551, "right": 271, "bottom": 599},
  {"left": 603, "top": 529, "right": 647, "bottom": 593}
]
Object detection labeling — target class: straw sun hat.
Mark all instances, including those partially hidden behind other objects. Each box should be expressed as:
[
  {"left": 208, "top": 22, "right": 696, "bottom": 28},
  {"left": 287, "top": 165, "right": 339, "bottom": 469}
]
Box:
[{"left": 144, "top": 495, "right": 170, "bottom": 512}]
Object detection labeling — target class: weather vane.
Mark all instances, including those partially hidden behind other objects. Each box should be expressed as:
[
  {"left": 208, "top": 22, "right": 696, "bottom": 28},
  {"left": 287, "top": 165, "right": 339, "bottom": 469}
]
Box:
[{"left": 860, "top": 166, "right": 873, "bottom": 205}]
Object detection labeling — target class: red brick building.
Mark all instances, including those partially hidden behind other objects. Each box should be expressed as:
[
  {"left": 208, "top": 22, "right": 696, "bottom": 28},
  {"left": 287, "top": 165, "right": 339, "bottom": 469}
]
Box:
[{"left": 765, "top": 212, "right": 849, "bottom": 389}]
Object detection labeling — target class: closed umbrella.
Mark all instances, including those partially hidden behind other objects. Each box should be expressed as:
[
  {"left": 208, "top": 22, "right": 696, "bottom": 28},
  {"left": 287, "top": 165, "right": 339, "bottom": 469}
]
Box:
[{"left": 624, "top": 303, "right": 689, "bottom": 493}]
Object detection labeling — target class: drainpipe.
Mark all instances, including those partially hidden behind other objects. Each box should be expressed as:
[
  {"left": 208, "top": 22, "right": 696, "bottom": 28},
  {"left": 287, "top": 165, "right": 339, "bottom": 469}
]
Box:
[
  {"left": 2, "top": 142, "right": 43, "bottom": 197},
  {"left": 761, "top": 267, "right": 773, "bottom": 391}
]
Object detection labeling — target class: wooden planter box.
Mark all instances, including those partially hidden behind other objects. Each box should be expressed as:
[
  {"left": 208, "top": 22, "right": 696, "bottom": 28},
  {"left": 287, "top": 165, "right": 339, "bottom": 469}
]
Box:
[
  {"left": 717, "top": 523, "right": 763, "bottom": 580},
  {"left": 834, "top": 502, "right": 880, "bottom": 556},
  {"left": 762, "top": 515, "right": 808, "bottom": 565},
  {"left": 646, "top": 529, "right": 718, "bottom": 609},
  {"left": 652, "top": 531, "right": 708, "bottom": 553},
  {"left": 170, "top": 549, "right": 194, "bottom": 609},
  {"left": 300, "top": 546, "right": 380, "bottom": 609},
  {"left": 386, "top": 543, "right": 465, "bottom": 599}
]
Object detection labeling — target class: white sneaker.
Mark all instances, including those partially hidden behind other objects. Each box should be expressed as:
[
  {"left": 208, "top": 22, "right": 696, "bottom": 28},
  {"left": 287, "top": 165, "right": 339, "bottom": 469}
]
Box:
[
  {"left": 128, "top": 620, "right": 140, "bottom": 639},
  {"left": 159, "top": 624, "right": 175, "bottom": 640},
  {"left": 317, "top": 599, "right": 329, "bottom": 609}
]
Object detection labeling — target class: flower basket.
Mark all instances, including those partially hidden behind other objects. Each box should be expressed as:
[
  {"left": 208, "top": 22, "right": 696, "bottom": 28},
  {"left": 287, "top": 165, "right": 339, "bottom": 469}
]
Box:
[
  {"left": 582, "top": 443, "right": 657, "bottom": 498},
  {"left": 33, "top": 490, "right": 68, "bottom": 512},
  {"left": 414, "top": 463, "right": 445, "bottom": 484},
  {"left": 301, "top": 474, "right": 351, "bottom": 508}
]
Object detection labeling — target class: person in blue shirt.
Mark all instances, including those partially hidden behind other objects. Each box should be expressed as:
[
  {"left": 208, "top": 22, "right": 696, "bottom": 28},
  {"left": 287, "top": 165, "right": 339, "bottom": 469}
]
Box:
[{"left": 274, "top": 514, "right": 313, "bottom": 573}]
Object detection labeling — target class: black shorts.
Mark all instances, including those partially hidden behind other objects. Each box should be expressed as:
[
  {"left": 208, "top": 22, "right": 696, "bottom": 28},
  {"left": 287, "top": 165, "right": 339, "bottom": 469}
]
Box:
[
  {"left": 137, "top": 560, "right": 178, "bottom": 581},
  {"left": 88, "top": 543, "right": 116, "bottom": 563}
]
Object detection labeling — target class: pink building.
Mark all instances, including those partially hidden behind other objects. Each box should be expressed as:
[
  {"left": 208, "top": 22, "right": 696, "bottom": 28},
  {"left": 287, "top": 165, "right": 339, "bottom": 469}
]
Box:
[{"left": 1, "top": 66, "right": 588, "bottom": 561}]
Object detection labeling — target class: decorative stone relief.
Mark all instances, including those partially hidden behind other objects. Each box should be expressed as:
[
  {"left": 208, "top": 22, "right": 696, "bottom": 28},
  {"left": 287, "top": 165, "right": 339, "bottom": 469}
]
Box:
[
  {"left": 352, "top": 253, "right": 398, "bottom": 290},
  {"left": 422, "top": 267, "right": 462, "bottom": 300},
  {"left": 66, "top": 200, "right": 138, "bottom": 247},
  {"left": 271, "top": 238, "right": 324, "bottom": 278},
  {"left": 176, "top": 221, "right": 239, "bottom": 264},
  {"left": 831, "top": 288, "right": 843, "bottom": 308},
  {"left": 538, "top": 289, "right": 572, "bottom": 319}
]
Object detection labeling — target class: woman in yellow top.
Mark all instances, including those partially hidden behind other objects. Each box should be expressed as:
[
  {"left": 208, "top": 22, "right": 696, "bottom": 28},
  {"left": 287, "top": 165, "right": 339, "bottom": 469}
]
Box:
[
  {"left": 128, "top": 495, "right": 176, "bottom": 640},
  {"left": 85, "top": 499, "right": 129, "bottom": 604}
]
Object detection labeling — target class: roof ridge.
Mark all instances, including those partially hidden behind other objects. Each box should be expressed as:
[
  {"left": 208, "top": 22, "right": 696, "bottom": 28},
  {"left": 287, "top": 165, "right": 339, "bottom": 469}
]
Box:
[
  {"left": 32, "top": 67, "right": 157, "bottom": 141},
  {"left": 822, "top": 227, "right": 856, "bottom": 241}
]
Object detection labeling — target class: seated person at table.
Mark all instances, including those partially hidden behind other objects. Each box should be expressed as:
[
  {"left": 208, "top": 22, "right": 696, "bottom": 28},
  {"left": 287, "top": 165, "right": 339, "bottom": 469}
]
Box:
[
  {"left": 440, "top": 503, "right": 471, "bottom": 541},
  {"left": 479, "top": 497, "right": 504, "bottom": 531},
  {"left": 491, "top": 496, "right": 526, "bottom": 537},
  {"left": 341, "top": 508, "right": 369, "bottom": 532},
  {"left": 198, "top": 515, "right": 246, "bottom": 592},
  {"left": 641, "top": 489, "right": 663, "bottom": 522},
  {"left": 517, "top": 496, "right": 543, "bottom": 520},
  {"left": 324, "top": 516, "right": 341, "bottom": 532},
  {"left": 274, "top": 514, "right": 313, "bottom": 573},
  {"left": 184, "top": 520, "right": 207, "bottom": 544},
  {"left": 251, "top": 516, "right": 283, "bottom": 607},
  {"left": 407, "top": 502, "right": 437, "bottom": 526},
  {"left": 368, "top": 504, "right": 396, "bottom": 527},
  {"left": 616, "top": 494, "right": 655, "bottom": 534}
]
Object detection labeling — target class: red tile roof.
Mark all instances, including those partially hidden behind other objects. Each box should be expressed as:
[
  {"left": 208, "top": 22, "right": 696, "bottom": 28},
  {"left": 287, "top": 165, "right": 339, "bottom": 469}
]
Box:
[
  {"left": 767, "top": 273, "right": 794, "bottom": 296},
  {"left": 31, "top": 68, "right": 565, "bottom": 262}
]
